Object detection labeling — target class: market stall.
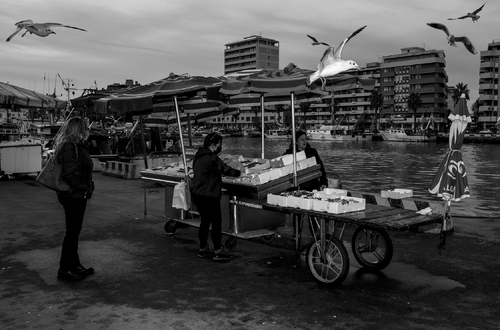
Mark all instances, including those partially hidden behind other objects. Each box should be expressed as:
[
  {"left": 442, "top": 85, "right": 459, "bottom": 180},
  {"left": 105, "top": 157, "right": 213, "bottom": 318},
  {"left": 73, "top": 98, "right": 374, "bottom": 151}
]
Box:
[{"left": 141, "top": 150, "right": 323, "bottom": 244}]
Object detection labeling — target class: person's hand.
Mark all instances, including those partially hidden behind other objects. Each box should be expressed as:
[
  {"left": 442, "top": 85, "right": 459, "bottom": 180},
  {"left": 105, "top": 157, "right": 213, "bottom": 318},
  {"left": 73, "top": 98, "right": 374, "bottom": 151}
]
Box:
[{"left": 320, "top": 185, "right": 327, "bottom": 191}]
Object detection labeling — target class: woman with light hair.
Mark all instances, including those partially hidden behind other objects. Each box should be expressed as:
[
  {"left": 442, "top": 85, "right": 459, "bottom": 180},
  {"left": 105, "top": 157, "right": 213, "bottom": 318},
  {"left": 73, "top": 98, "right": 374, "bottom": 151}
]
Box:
[{"left": 52, "top": 117, "right": 95, "bottom": 281}]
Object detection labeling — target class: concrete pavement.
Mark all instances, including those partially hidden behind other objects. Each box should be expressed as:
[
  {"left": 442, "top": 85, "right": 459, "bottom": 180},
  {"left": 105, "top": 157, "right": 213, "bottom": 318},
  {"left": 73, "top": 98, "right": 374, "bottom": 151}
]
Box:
[{"left": 1, "top": 174, "right": 499, "bottom": 329}]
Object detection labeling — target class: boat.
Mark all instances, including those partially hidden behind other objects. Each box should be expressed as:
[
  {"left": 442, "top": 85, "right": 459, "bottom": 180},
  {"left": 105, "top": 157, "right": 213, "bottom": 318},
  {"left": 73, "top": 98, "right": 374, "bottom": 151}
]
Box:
[
  {"left": 307, "top": 125, "right": 373, "bottom": 141},
  {"left": 380, "top": 128, "right": 437, "bottom": 142},
  {"left": 264, "top": 128, "right": 291, "bottom": 139}
]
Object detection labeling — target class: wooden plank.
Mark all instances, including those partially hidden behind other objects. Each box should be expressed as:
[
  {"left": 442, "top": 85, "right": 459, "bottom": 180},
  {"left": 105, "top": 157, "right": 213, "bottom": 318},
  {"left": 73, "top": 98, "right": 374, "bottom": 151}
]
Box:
[{"left": 258, "top": 202, "right": 443, "bottom": 232}]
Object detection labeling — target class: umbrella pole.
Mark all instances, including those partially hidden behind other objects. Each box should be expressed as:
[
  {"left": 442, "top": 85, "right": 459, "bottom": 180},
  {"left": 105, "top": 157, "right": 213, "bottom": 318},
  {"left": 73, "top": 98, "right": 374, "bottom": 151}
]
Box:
[
  {"left": 187, "top": 113, "right": 193, "bottom": 147},
  {"left": 290, "top": 92, "right": 297, "bottom": 187},
  {"left": 260, "top": 94, "right": 265, "bottom": 159},
  {"left": 174, "top": 96, "right": 189, "bottom": 184},
  {"left": 138, "top": 115, "right": 149, "bottom": 169}
]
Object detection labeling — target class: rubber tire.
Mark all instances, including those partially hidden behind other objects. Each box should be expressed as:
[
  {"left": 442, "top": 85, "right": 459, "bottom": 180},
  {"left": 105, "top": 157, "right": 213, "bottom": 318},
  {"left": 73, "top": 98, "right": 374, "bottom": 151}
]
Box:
[
  {"left": 306, "top": 235, "right": 349, "bottom": 287},
  {"left": 351, "top": 226, "right": 393, "bottom": 271},
  {"left": 164, "top": 220, "right": 177, "bottom": 234},
  {"left": 222, "top": 236, "right": 237, "bottom": 250},
  {"left": 260, "top": 234, "right": 275, "bottom": 243}
]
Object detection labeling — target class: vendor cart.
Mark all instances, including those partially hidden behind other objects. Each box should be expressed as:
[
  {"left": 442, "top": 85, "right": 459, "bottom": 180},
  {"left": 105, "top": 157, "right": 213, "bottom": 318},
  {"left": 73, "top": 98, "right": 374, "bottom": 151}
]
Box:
[
  {"left": 231, "top": 200, "right": 443, "bottom": 287},
  {"left": 142, "top": 163, "right": 444, "bottom": 287}
]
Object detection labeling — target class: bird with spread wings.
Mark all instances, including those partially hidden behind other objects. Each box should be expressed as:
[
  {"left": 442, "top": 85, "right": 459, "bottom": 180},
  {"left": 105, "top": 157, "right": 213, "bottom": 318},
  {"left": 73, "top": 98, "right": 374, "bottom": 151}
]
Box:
[
  {"left": 447, "top": 2, "right": 486, "bottom": 22},
  {"left": 306, "top": 25, "right": 367, "bottom": 90},
  {"left": 427, "top": 22, "right": 477, "bottom": 54},
  {"left": 6, "top": 19, "right": 86, "bottom": 42}
]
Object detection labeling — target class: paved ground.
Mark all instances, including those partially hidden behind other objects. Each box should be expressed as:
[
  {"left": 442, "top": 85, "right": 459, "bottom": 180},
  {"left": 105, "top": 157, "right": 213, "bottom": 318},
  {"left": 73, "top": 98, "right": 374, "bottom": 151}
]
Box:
[{"left": 1, "top": 173, "right": 499, "bottom": 330}]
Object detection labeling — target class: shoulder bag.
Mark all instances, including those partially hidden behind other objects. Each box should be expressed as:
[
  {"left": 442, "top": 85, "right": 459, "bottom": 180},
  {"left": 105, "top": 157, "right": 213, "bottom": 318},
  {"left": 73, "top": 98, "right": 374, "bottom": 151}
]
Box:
[{"left": 36, "top": 142, "right": 78, "bottom": 192}]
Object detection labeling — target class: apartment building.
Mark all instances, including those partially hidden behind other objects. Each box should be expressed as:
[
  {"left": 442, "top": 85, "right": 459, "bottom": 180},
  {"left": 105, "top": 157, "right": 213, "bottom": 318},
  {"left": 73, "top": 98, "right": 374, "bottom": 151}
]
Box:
[
  {"left": 379, "top": 47, "right": 448, "bottom": 131},
  {"left": 224, "top": 35, "right": 280, "bottom": 74},
  {"left": 478, "top": 39, "right": 500, "bottom": 130}
]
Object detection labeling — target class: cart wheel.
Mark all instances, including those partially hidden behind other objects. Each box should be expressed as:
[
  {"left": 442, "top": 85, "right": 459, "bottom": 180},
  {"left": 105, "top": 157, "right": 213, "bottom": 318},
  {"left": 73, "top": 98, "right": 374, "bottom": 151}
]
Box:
[
  {"left": 164, "top": 221, "right": 177, "bottom": 234},
  {"left": 260, "top": 234, "right": 275, "bottom": 243},
  {"left": 306, "top": 235, "right": 349, "bottom": 287},
  {"left": 222, "top": 236, "right": 237, "bottom": 250},
  {"left": 351, "top": 226, "right": 393, "bottom": 271}
]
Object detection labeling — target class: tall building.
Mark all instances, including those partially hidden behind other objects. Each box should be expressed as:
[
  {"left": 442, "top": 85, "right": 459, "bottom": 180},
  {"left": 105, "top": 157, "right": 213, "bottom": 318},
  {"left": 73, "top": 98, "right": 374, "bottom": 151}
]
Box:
[
  {"left": 379, "top": 47, "right": 448, "bottom": 131},
  {"left": 478, "top": 39, "right": 500, "bottom": 130},
  {"left": 224, "top": 35, "right": 280, "bottom": 74}
]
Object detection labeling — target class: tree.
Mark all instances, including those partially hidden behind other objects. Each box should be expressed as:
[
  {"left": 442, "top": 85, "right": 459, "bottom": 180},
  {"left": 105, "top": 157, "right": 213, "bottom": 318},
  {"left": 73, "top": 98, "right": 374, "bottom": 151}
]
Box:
[
  {"left": 407, "top": 92, "right": 423, "bottom": 133},
  {"left": 452, "top": 83, "right": 470, "bottom": 105},
  {"left": 299, "top": 102, "right": 311, "bottom": 130},
  {"left": 471, "top": 98, "right": 480, "bottom": 127},
  {"left": 369, "top": 90, "right": 384, "bottom": 131},
  {"left": 251, "top": 106, "right": 260, "bottom": 128}
]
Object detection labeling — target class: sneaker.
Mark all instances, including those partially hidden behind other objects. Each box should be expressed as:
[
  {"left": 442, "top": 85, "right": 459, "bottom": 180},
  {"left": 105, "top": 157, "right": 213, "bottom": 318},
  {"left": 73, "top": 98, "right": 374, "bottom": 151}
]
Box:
[
  {"left": 57, "top": 270, "right": 87, "bottom": 281},
  {"left": 212, "top": 248, "right": 233, "bottom": 261},
  {"left": 198, "top": 245, "right": 213, "bottom": 258}
]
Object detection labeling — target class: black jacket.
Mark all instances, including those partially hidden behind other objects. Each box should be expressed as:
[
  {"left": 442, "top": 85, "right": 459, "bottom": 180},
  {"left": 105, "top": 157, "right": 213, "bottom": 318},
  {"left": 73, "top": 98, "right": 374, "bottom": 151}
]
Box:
[
  {"left": 283, "top": 144, "right": 328, "bottom": 191},
  {"left": 190, "top": 147, "right": 241, "bottom": 199},
  {"left": 57, "top": 141, "right": 94, "bottom": 199}
]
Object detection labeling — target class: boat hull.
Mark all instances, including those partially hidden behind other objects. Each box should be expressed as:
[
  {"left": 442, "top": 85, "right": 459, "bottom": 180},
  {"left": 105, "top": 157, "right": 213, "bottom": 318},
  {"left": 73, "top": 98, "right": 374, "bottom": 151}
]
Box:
[
  {"left": 381, "top": 130, "right": 436, "bottom": 142},
  {"left": 307, "top": 130, "right": 374, "bottom": 141}
]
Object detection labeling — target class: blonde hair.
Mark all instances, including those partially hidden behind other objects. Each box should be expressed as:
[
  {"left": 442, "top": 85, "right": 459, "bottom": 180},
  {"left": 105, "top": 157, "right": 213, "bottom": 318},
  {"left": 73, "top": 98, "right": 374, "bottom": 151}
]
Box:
[{"left": 53, "top": 117, "right": 89, "bottom": 155}]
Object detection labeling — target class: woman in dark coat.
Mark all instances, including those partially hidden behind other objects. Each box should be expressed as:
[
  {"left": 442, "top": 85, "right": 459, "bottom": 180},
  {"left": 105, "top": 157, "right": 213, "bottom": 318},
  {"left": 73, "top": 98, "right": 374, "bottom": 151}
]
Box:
[
  {"left": 283, "top": 130, "right": 328, "bottom": 191},
  {"left": 53, "top": 117, "right": 95, "bottom": 281},
  {"left": 190, "top": 132, "right": 241, "bottom": 261}
]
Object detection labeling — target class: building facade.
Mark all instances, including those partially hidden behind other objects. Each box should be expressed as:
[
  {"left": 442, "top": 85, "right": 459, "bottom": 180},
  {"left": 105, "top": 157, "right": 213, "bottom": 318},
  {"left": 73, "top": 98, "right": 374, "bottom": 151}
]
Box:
[
  {"left": 224, "top": 35, "right": 280, "bottom": 74},
  {"left": 379, "top": 47, "right": 448, "bottom": 131},
  {"left": 478, "top": 39, "right": 500, "bottom": 130}
]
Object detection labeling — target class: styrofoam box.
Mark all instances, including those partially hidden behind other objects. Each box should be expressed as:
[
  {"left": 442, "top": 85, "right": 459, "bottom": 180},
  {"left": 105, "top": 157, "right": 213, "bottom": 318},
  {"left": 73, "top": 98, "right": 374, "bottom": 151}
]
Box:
[
  {"left": 267, "top": 193, "right": 288, "bottom": 206},
  {"left": 327, "top": 196, "right": 366, "bottom": 214},
  {"left": 312, "top": 198, "right": 330, "bottom": 212},
  {"left": 323, "top": 188, "right": 348, "bottom": 196},
  {"left": 279, "top": 164, "right": 294, "bottom": 176},
  {"left": 285, "top": 195, "right": 310, "bottom": 209},
  {"left": 381, "top": 189, "right": 413, "bottom": 199},
  {"left": 270, "top": 151, "right": 306, "bottom": 168}
]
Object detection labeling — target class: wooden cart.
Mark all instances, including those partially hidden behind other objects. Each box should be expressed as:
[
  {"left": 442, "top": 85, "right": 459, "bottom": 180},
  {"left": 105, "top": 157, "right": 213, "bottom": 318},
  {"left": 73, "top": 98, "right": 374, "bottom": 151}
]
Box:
[{"left": 231, "top": 200, "right": 444, "bottom": 287}]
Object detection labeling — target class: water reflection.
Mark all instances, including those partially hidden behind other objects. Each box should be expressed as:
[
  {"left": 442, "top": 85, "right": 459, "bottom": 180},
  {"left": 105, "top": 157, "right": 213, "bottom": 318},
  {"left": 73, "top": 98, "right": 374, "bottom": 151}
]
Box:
[{"left": 220, "top": 137, "right": 500, "bottom": 216}]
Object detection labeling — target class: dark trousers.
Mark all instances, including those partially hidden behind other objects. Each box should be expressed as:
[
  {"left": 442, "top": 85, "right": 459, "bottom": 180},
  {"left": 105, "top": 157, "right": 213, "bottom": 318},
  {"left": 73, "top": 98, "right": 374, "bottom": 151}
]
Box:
[
  {"left": 192, "top": 193, "right": 222, "bottom": 251},
  {"left": 57, "top": 195, "right": 87, "bottom": 271}
]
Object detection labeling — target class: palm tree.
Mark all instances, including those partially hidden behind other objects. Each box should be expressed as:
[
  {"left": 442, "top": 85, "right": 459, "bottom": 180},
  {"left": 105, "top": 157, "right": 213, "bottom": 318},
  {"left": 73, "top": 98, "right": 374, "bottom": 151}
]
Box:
[
  {"left": 452, "top": 83, "right": 470, "bottom": 105},
  {"left": 407, "top": 92, "right": 423, "bottom": 133},
  {"left": 369, "top": 90, "right": 384, "bottom": 131}
]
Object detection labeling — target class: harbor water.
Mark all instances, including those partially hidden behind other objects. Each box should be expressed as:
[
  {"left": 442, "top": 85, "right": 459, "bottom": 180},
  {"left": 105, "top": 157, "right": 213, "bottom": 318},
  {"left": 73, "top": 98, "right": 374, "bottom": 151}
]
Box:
[{"left": 216, "top": 137, "right": 500, "bottom": 217}]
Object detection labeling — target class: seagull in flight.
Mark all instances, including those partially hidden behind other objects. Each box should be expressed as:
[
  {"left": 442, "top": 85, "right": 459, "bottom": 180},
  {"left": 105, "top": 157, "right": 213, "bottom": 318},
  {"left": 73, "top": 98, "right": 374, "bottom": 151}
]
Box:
[
  {"left": 6, "top": 19, "right": 86, "bottom": 42},
  {"left": 427, "top": 22, "right": 477, "bottom": 54},
  {"left": 448, "top": 3, "right": 486, "bottom": 22},
  {"left": 306, "top": 25, "right": 367, "bottom": 89}
]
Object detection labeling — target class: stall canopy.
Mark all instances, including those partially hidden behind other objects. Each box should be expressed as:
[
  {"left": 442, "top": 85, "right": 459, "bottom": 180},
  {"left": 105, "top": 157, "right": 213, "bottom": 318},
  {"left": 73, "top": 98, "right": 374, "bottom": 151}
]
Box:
[
  {"left": 93, "top": 74, "right": 226, "bottom": 116},
  {"left": 0, "top": 82, "right": 67, "bottom": 109},
  {"left": 220, "top": 63, "right": 375, "bottom": 96}
]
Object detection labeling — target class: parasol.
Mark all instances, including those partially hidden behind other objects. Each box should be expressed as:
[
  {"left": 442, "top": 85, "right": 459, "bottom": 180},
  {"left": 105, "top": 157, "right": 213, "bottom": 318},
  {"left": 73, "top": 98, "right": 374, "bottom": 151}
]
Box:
[
  {"left": 92, "top": 74, "right": 227, "bottom": 178},
  {"left": 220, "top": 63, "right": 375, "bottom": 184},
  {"left": 0, "top": 81, "right": 67, "bottom": 109},
  {"left": 428, "top": 93, "right": 471, "bottom": 231}
]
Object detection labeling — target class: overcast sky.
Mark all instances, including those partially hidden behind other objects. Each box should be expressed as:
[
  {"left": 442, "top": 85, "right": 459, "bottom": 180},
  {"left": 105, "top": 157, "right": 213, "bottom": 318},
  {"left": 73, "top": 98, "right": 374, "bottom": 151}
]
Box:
[{"left": 1, "top": 0, "right": 497, "bottom": 104}]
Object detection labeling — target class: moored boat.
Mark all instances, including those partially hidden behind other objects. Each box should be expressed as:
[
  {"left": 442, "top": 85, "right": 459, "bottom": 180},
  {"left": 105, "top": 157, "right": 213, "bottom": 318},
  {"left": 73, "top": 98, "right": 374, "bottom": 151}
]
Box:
[
  {"left": 380, "top": 128, "right": 436, "bottom": 142},
  {"left": 307, "top": 125, "right": 373, "bottom": 141}
]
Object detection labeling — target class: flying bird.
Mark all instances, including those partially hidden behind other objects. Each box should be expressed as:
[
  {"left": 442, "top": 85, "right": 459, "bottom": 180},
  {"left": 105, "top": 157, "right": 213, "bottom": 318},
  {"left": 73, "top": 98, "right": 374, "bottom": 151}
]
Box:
[
  {"left": 427, "top": 22, "right": 477, "bottom": 54},
  {"left": 306, "top": 25, "right": 367, "bottom": 89},
  {"left": 6, "top": 19, "right": 86, "bottom": 42},
  {"left": 447, "top": 3, "right": 486, "bottom": 22}
]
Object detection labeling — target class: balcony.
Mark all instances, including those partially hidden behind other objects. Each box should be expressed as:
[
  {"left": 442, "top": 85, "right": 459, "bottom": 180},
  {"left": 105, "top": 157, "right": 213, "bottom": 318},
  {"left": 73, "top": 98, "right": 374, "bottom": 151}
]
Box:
[
  {"left": 479, "top": 84, "right": 498, "bottom": 91},
  {"left": 480, "top": 72, "right": 496, "bottom": 79},
  {"left": 480, "top": 62, "right": 497, "bottom": 68},
  {"left": 480, "top": 94, "right": 498, "bottom": 101}
]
